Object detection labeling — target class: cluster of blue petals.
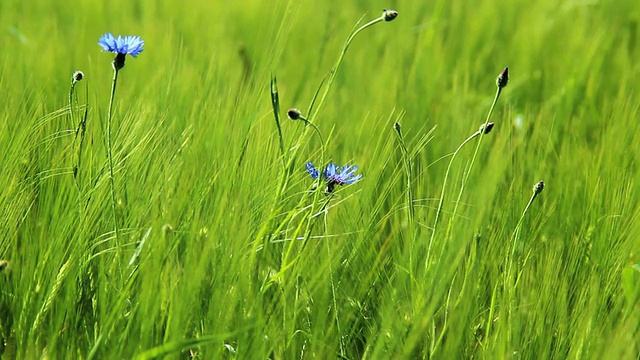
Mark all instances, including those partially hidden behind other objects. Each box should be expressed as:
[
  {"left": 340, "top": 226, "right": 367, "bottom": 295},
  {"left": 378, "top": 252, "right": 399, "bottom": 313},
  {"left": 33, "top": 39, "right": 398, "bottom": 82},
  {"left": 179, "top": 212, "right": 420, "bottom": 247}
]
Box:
[
  {"left": 98, "top": 33, "right": 144, "bottom": 57},
  {"left": 306, "top": 161, "right": 362, "bottom": 186}
]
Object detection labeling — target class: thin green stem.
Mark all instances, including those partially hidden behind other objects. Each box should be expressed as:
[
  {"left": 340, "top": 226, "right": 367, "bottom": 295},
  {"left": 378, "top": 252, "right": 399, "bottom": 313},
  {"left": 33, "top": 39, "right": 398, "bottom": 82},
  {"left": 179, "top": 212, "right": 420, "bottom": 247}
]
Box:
[
  {"left": 505, "top": 188, "right": 539, "bottom": 344},
  {"left": 308, "top": 14, "right": 384, "bottom": 123},
  {"left": 302, "top": 119, "right": 325, "bottom": 152},
  {"left": 447, "top": 87, "right": 502, "bottom": 234},
  {"left": 426, "top": 129, "right": 480, "bottom": 266},
  {"left": 107, "top": 68, "right": 121, "bottom": 246},
  {"left": 306, "top": 70, "right": 329, "bottom": 117},
  {"left": 508, "top": 191, "right": 538, "bottom": 279},
  {"left": 69, "top": 82, "right": 76, "bottom": 131},
  {"left": 70, "top": 80, "right": 80, "bottom": 191},
  {"left": 394, "top": 123, "right": 414, "bottom": 224},
  {"left": 73, "top": 80, "right": 89, "bottom": 194}
]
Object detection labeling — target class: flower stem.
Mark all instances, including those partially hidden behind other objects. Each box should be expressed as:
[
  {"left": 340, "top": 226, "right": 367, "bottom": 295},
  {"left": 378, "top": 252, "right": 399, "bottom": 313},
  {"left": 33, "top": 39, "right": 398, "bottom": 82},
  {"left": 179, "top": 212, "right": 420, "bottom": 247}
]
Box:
[
  {"left": 107, "top": 68, "right": 121, "bottom": 246},
  {"left": 426, "top": 129, "right": 481, "bottom": 266},
  {"left": 302, "top": 119, "right": 325, "bottom": 152},
  {"left": 448, "top": 87, "right": 502, "bottom": 226},
  {"left": 69, "top": 82, "right": 76, "bottom": 131},
  {"left": 507, "top": 189, "right": 540, "bottom": 282},
  {"left": 393, "top": 122, "right": 414, "bottom": 224},
  {"left": 308, "top": 14, "right": 385, "bottom": 123},
  {"left": 434, "top": 88, "right": 503, "bottom": 253}
]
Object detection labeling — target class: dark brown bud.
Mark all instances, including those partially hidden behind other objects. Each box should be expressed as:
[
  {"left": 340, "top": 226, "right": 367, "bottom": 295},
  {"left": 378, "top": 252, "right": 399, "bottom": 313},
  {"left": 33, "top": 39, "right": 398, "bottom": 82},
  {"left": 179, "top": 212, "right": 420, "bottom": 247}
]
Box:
[
  {"left": 72, "top": 70, "right": 84, "bottom": 83},
  {"left": 533, "top": 180, "right": 544, "bottom": 195},
  {"left": 383, "top": 9, "right": 398, "bottom": 22},
  {"left": 287, "top": 108, "right": 306, "bottom": 121},
  {"left": 479, "top": 122, "right": 495, "bottom": 134},
  {"left": 496, "top": 66, "right": 509, "bottom": 88}
]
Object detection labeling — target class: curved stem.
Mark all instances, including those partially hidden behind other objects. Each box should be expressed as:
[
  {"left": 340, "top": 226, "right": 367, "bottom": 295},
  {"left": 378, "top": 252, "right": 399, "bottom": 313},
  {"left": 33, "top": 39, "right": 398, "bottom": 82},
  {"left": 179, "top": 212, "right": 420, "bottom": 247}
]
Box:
[
  {"left": 308, "top": 14, "right": 384, "bottom": 123},
  {"left": 431, "top": 86, "right": 504, "bottom": 251},
  {"left": 448, "top": 87, "right": 502, "bottom": 226},
  {"left": 507, "top": 192, "right": 538, "bottom": 280},
  {"left": 302, "top": 119, "right": 325, "bottom": 152},
  {"left": 426, "top": 130, "right": 480, "bottom": 266}
]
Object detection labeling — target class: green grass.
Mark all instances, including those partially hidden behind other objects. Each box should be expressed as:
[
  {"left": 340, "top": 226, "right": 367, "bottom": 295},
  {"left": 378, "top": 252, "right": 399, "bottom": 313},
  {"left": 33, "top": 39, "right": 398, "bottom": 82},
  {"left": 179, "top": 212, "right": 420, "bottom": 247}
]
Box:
[{"left": 1, "top": 0, "right": 640, "bottom": 358}]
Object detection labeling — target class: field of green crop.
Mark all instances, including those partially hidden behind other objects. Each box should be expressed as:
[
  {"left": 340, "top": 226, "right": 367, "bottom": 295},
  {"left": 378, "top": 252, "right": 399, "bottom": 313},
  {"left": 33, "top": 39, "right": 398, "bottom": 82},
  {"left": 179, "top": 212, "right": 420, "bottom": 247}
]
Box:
[{"left": 1, "top": 0, "right": 640, "bottom": 358}]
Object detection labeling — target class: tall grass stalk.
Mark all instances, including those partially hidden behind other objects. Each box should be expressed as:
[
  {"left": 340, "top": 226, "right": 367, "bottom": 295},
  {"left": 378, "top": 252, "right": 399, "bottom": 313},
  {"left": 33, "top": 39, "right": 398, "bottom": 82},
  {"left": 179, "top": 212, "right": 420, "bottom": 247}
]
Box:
[
  {"left": 507, "top": 180, "right": 544, "bottom": 282},
  {"left": 427, "top": 123, "right": 492, "bottom": 265}
]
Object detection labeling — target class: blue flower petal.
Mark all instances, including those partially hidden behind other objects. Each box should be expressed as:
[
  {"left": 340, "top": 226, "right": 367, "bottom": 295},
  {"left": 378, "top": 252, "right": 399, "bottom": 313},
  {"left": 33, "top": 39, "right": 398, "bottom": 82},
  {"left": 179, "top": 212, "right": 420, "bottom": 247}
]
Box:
[
  {"left": 325, "top": 163, "right": 337, "bottom": 179},
  {"left": 99, "top": 33, "right": 144, "bottom": 57},
  {"left": 339, "top": 165, "right": 358, "bottom": 178},
  {"left": 305, "top": 161, "right": 319, "bottom": 179},
  {"left": 344, "top": 174, "right": 362, "bottom": 185},
  {"left": 98, "top": 33, "right": 116, "bottom": 52},
  {"left": 306, "top": 161, "right": 362, "bottom": 190}
]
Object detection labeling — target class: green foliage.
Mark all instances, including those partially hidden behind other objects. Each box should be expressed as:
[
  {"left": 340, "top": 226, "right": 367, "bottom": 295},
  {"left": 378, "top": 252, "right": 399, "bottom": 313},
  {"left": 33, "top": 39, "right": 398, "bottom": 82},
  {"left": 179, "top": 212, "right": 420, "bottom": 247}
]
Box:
[{"left": 1, "top": 0, "right": 640, "bottom": 358}]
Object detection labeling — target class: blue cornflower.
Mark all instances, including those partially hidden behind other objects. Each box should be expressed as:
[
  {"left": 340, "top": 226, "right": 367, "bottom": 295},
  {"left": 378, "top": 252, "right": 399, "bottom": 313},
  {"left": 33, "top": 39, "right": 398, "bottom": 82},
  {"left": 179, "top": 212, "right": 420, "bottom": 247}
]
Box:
[
  {"left": 99, "top": 33, "right": 144, "bottom": 70},
  {"left": 98, "top": 33, "right": 144, "bottom": 57},
  {"left": 306, "top": 161, "right": 362, "bottom": 193}
]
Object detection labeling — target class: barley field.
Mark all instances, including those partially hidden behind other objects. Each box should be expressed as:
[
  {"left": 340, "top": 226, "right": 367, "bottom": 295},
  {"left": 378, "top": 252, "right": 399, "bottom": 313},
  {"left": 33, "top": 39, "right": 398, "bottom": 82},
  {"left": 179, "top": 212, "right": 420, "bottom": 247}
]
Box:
[{"left": 1, "top": 0, "right": 639, "bottom": 358}]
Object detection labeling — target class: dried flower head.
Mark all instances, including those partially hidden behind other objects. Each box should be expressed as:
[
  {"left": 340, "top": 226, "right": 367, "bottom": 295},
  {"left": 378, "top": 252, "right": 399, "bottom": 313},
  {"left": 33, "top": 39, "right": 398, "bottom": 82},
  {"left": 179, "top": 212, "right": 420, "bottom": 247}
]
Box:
[
  {"left": 383, "top": 9, "right": 399, "bottom": 22},
  {"left": 496, "top": 66, "right": 509, "bottom": 88}
]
